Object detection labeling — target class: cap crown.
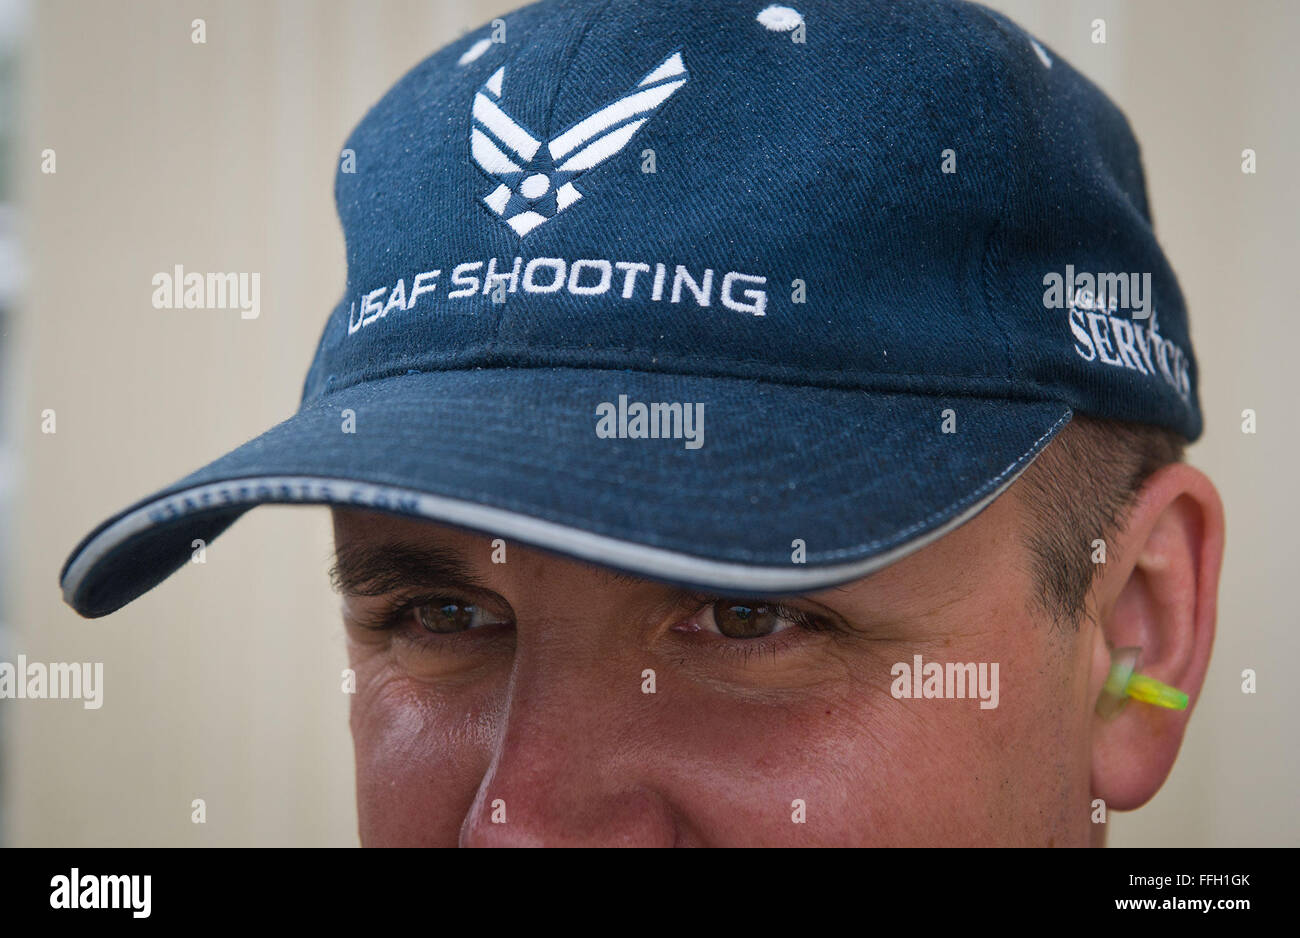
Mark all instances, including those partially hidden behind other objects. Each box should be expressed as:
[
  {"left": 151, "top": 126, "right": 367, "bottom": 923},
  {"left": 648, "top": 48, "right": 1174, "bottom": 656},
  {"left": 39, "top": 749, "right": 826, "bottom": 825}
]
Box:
[{"left": 305, "top": 0, "right": 1200, "bottom": 440}]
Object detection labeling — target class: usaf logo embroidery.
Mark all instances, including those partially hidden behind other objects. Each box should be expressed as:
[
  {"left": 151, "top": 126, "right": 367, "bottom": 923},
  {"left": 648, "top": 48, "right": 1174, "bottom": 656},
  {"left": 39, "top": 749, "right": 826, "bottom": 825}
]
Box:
[{"left": 470, "top": 51, "right": 688, "bottom": 236}]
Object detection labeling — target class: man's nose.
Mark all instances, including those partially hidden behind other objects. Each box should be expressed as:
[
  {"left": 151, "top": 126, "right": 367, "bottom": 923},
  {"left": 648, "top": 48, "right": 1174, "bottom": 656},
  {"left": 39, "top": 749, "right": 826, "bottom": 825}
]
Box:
[{"left": 457, "top": 643, "right": 679, "bottom": 847}]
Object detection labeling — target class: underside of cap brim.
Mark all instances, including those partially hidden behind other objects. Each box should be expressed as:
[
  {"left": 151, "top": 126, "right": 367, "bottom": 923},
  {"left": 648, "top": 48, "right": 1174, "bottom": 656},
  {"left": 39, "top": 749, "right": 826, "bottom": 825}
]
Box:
[{"left": 60, "top": 369, "right": 1073, "bottom": 618}]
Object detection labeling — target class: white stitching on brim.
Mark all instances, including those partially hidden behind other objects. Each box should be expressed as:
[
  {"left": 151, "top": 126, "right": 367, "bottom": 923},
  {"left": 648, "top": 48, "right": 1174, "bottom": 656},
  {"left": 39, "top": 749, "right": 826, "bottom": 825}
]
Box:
[{"left": 61, "top": 409, "right": 1068, "bottom": 610}]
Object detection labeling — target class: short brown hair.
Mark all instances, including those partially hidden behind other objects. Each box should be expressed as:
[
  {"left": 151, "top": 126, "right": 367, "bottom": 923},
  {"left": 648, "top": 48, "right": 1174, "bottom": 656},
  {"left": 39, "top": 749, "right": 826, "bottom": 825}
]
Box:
[{"left": 1015, "top": 414, "right": 1186, "bottom": 629}]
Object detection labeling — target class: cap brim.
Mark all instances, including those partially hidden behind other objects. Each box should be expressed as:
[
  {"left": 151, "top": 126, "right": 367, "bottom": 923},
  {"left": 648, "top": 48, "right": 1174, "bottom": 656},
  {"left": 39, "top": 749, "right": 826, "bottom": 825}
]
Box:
[{"left": 60, "top": 369, "right": 1072, "bottom": 617}]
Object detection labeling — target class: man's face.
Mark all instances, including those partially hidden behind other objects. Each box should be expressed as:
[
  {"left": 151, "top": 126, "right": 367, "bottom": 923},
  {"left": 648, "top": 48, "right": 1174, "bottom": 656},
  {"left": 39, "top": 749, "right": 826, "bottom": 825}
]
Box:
[{"left": 332, "top": 482, "right": 1102, "bottom": 846}]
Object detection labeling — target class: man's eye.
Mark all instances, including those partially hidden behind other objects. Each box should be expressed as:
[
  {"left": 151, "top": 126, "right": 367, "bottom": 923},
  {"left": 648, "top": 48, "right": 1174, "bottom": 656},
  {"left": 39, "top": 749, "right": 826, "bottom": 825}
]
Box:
[
  {"left": 707, "top": 601, "right": 789, "bottom": 639},
  {"left": 414, "top": 601, "right": 501, "bottom": 634}
]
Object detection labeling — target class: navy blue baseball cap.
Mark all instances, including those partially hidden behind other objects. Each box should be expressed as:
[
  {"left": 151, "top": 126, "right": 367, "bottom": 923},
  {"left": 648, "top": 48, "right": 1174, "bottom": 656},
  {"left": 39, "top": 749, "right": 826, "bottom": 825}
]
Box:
[{"left": 61, "top": 0, "right": 1201, "bottom": 618}]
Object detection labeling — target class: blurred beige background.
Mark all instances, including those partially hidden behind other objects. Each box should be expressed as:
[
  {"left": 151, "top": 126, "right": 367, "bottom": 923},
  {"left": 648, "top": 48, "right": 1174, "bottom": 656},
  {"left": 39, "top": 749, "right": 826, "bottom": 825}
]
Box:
[{"left": 2, "top": 0, "right": 1296, "bottom": 846}]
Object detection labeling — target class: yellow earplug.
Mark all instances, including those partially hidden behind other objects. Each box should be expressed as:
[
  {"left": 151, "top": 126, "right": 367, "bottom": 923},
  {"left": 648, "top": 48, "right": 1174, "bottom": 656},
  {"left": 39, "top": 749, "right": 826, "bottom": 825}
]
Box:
[{"left": 1096, "top": 646, "right": 1189, "bottom": 719}]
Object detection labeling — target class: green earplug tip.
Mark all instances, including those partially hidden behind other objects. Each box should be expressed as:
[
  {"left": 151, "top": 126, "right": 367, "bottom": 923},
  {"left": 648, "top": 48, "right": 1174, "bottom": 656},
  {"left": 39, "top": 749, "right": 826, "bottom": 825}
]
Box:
[{"left": 1097, "top": 646, "right": 1141, "bottom": 719}]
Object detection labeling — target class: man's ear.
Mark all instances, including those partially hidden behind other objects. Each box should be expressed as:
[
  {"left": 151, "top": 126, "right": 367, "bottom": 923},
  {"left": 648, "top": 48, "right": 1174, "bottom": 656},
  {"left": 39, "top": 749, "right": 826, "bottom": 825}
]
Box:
[{"left": 1088, "top": 463, "right": 1225, "bottom": 811}]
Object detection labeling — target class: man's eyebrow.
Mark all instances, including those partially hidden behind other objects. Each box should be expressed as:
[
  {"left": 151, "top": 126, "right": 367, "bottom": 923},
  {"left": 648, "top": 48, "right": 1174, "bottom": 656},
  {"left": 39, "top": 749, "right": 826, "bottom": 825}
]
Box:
[
  {"left": 589, "top": 566, "right": 656, "bottom": 589},
  {"left": 328, "top": 542, "right": 486, "bottom": 597}
]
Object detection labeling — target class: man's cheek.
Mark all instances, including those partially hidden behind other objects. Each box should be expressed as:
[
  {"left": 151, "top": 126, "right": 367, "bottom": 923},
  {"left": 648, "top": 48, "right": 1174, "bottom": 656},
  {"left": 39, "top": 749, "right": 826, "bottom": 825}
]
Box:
[
  {"left": 786, "top": 697, "right": 1016, "bottom": 846},
  {"left": 647, "top": 682, "right": 897, "bottom": 846},
  {"left": 350, "top": 670, "right": 500, "bottom": 846},
  {"left": 891, "top": 628, "right": 1088, "bottom": 844},
  {"left": 649, "top": 653, "right": 1022, "bottom": 845},
  {"left": 675, "top": 706, "right": 1004, "bottom": 846}
]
